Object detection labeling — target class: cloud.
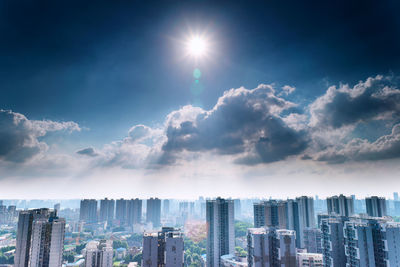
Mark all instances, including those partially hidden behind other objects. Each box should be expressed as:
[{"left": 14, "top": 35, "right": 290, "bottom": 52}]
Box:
[
  {"left": 76, "top": 147, "right": 99, "bottom": 157},
  {"left": 78, "top": 75, "right": 400, "bottom": 169},
  {"left": 280, "top": 85, "right": 296, "bottom": 95},
  {"left": 309, "top": 75, "right": 400, "bottom": 129},
  {"left": 161, "top": 84, "right": 308, "bottom": 164},
  {"left": 0, "top": 109, "right": 80, "bottom": 163},
  {"left": 314, "top": 123, "right": 400, "bottom": 163}
]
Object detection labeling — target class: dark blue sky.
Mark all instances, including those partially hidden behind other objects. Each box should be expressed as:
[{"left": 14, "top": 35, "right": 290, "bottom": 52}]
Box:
[
  {"left": 1, "top": 0, "right": 399, "bottom": 144},
  {"left": 2, "top": 0, "right": 400, "bottom": 197}
]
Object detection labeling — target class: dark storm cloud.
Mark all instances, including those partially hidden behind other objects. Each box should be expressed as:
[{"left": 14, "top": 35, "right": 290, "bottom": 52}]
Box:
[
  {"left": 0, "top": 110, "right": 80, "bottom": 163},
  {"left": 161, "top": 85, "right": 309, "bottom": 164}
]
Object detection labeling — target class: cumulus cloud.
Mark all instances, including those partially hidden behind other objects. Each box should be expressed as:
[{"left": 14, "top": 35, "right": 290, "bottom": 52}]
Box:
[
  {"left": 161, "top": 84, "right": 308, "bottom": 164},
  {"left": 0, "top": 109, "right": 80, "bottom": 163},
  {"left": 280, "top": 85, "right": 296, "bottom": 95},
  {"left": 309, "top": 75, "right": 400, "bottom": 129},
  {"left": 76, "top": 75, "right": 400, "bottom": 169}
]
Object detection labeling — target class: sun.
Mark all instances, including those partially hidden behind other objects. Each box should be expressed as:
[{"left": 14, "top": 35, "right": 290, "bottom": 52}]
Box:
[{"left": 186, "top": 36, "right": 209, "bottom": 58}]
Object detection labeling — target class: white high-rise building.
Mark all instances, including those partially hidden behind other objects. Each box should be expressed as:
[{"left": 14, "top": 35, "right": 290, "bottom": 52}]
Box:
[
  {"left": 15, "top": 208, "right": 57, "bottom": 267},
  {"left": 85, "top": 240, "right": 113, "bottom": 267},
  {"left": 206, "top": 198, "right": 235, "bottom": 267},
  {"left": 29, "top": 217, "right": 66, "bottom": 267}
]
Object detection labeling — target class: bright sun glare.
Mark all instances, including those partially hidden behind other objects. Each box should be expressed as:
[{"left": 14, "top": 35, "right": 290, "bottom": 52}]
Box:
[{"left": 186, "top": 36, "right": 208, "bottom": 58}]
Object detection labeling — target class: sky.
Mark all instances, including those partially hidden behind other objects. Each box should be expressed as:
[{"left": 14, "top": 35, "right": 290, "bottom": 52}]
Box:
[{"left": 1, "top": 0, "right": 400, "bottom": 199}]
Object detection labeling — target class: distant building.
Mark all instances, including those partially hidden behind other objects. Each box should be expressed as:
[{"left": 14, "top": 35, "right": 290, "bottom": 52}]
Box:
[
  {"left": 99, "top": 198, "right": 115, "bottom": 223},
  {"left": 162, "top": 199, "right": 170, "bottom": 217},
  {"left": 116, "top": 199, "right": 128, "bottom": 226},
  {"left": 80, "top": 199, "right": 98, "bottom": 223},
  {"left": 146, "top": 198, "right": 161, "bottom": 228},
  {"left": 206, "top": 198, "right": 235, "bottom": 267},
  {"left": 142, "top": 227, "right": 184, "bottom": 267},
  {"left": 85, "top": 240, "right": 113, "bottom": 267},
  {"left": 326, "top": 194, "right": 354, "bottom": 217},
  {"left": 127, "top": 198, "right": 142, "bottom": 226},
  {"left": 54, "top": 203, "right": 61, "bottom": 213},
  {"left": 365, "top": 196, "right": 387, "bottom": 217}
]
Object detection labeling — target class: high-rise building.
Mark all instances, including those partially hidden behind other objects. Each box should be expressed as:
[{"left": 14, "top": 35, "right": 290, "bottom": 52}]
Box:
[
  {"left": 162, "top": 199, "right": 170, "bottom": 217},
  {"left": 116, "top": 199, "right": 128, "bottom": 226},
  {"left": 276, "top": 229, "right": 296, "bottom": 267},
  {"left": 234, "top": 199, "right": 241, "bottom": 219},
  {"left": 15, "top": 208, "right": 65, "bottom": 267},
  {"left": 394, "top": 192, "right": 399, "bottom": 201},
  {"left": 29, "top": 217, "right": 66, "bottom": 267},
  {"left": 296, "top": 196, "right": 315, "bottom": 248},
  {"left": 85, "top": 240, "right": 113, "bottom": 267},
  {"left": 321, "top": 217, "right": 346, "bottom": 267},
  {"left": 326, "top": 194, "right": 354, "bottom": 217},
  {"left": 365, "top": 196, "right": 387, "bottom": 217},
  {"left": 343, "top": 220, "right": 375, "bottom": 267},
  {"left": 54, "top": 203, "right": 60, "bottom": 213},
  {"left": 303, "top": 228, "right": 322, "bottom": 254},
  {"left": 206, "top": 198, "right": 235, "bottom": 267},
  {"left": 99, "top": 198, "right": 115, "bottom": 223},
  {"left": 247, "top": 228, "right": 296, "bottom": 267},
  {"left": 127, "top": 198, "right": 142, "bottom": 226},
  {"left": 142, "top": 227, "right": 184, "bottom": 267},
  {"left": 296, "top": 253, "right": 323, "bottom": 267},
  {"left": 80, "top": 199, "right": 98, "bottom": 223},
  {"left": 146, "top": 198, "right": 161, "bottom": 228},
  {"left": 253, "top": 200, "right": 301, "bottom": 248}
]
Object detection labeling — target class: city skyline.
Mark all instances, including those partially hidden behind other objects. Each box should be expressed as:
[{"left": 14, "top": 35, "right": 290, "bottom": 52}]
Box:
[{"left": 1, "top": 1, "right": 400, "bottom": 198}]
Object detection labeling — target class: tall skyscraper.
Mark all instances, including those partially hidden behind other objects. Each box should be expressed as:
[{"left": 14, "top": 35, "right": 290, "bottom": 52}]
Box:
[
  {"left": 326, "top": 194, "right": 354, "bottom": 217},
  {"left": 321, "top": 217, "right": 346, "bottom": 267},
  {"left": 85, "top": 240, "right": 113, "bottom": 267},
  {"left": 296, "top": 196, "right": 315, "bottom": 248},
  {"left": 206, "top": 198, "right": 235, "bottom": 267},
  {"left": 142, "top": 227, "right": 183, "bottom": 267},
  {"left": 127, "top": 198, "right": 142, "bottom": 226},
  {"left": 394, "top": 192, "right": 399, "bottom": 201},
  {"left": 99, "top": 198, "right": 115, "bottom": 223},
  {"left": 162, "top": 199, "right": 170, "bottom": 217},
  {"left": 365, "top": 196, "right": 387, "bottom": 217},
  {"left": 15, "top": 208, "right": 54, "bottom": 267},
  {"left": 80, "top": 199, "right": 98, "bottom": 223},
  {"left": 15, "top": 208, "right": 65, "bottom": 267},
  {"left": 146, "top": 198, "right": 161, "bottom": 228},
  {"left": 343, "top": 220, "right": 375, "bottom": 266},
  {"left": 29, "top": 217, "right": 66, "bottom": 267},
  {"left": 53, "top": 203, "right": 60, "bottom": 213},
  {"left": 116, "top": 199, "right": 128, "bottom": 225},
  {"left": 247, "top": 228, "right": 296, "bottom": 267},
  {"left": 276, "top": 229, "right": 296, "bottom": 267}
]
